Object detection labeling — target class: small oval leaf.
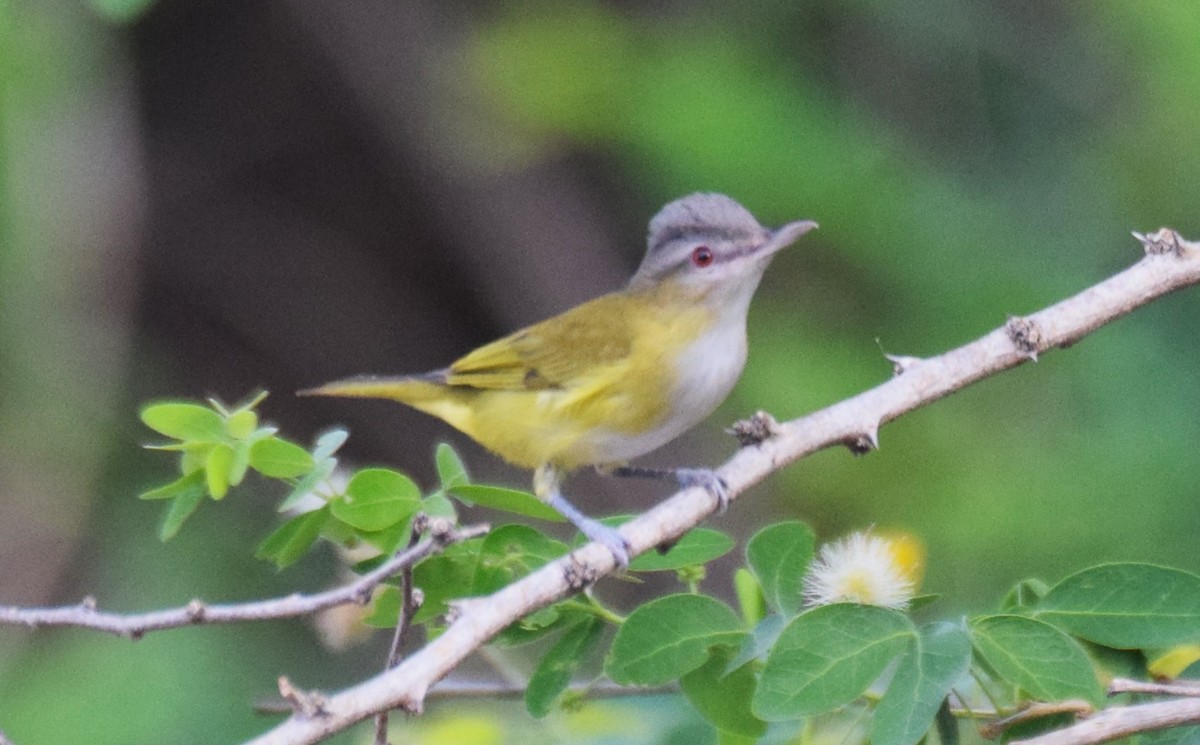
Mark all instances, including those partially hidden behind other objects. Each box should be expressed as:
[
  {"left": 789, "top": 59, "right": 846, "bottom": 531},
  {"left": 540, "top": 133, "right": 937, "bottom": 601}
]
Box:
[
  {"left": 450, "top": 484, "right": 564, "bottom": 522},
  {"left": 159, "top": 488, "right": 206, "bottom": 541},
  {"left": 753, "top": 604, "right": 913, "bottom": 720},
  {"left": 680, "top": 646, "right": 767, "bottom": 738},
  {"left": 747, "top": 521, "right": 815, "bottom": 617},
  {"left": 225, "top": 409, "right": 258, "bottom": 439},
  {"left": 140, "top": 402, "right": 226, "bottom": 441},
  {"left": 526, "top": 617, "right": 605, "bottom": 718},
  {"left": 628, "top": 528, "right": 734, "bottom": 572},
  {"left": 436, "top": 442, "right": 470, "bottom": 489},
  {"left": 330, "top": 468, "right": 421, "bottom": 532},
  {"left": 249, "top": 437, "right": 316, "bottom": 479},
  {"left": 872, "top": 621, "right": 972, "bottom": 745},
  {"left": 605, "top": 594, "right": 745, "bottom": 686},
  {"left": 205, "top": 444, "right": 233, "bottom": 499},
  {"left": 970, "top": 615, "right": 1102, "bottom": 703},
  {"left": 256, "top": 507, "right": 327, "bottom": 568},
  {"left": 1035, "top": 563, "right": 1200, "bottom": 649}
]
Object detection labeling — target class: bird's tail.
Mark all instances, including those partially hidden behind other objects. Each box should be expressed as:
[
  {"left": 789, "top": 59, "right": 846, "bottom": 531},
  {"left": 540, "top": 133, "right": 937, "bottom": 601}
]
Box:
[
  {"left": 299, "top": 373, "right": 447, "bottom": 404},
  {"left": 299, "top": 372, "right": 475, "bottom": 435}
]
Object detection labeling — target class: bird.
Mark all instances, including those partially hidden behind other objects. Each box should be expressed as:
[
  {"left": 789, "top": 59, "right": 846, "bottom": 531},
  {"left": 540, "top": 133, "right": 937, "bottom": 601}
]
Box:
[{"left": 301, "top": 193, "right": 817, "bottom": 566}]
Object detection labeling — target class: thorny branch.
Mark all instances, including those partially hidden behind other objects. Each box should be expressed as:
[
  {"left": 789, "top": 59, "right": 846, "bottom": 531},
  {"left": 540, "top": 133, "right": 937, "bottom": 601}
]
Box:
[
  {"left": 0, "top": 520, "right": 487, "bottom": 640},
  {"left": 248, "top": 231, "right": 1200, "bottom": 745},
  {"left": 1008, "top": 677, "right": 1200, "bottom": 745}
]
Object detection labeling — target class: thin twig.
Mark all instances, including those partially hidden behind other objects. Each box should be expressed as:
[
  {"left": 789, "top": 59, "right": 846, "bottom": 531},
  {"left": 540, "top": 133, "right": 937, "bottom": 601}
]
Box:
[
  {"left": 1009, "top": 697, "right": 1200, "bottom": 745},
  {"left": 0, "top": 522, "right": 488, "bottom": 640},
  {"left": 979, "top": 700, "right": 1095, "bottom": 740},
  {"left": 249, "top": 232, "right": 1200, "bottom": 745},
  {"left": 1109, "top": 677, "right": 1200, "bottom": 698},
  {"left": 373, "top": 528, "right": 423, "bottom": 745},
  {"left": 256, "top": 680, "right": 678, "bottom": 715}
]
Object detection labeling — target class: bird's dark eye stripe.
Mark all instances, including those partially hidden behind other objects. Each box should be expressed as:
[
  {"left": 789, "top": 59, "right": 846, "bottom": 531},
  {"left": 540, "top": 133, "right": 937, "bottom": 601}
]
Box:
[{"left": 649, "top": 226, "right": 744, "bottom": 255}]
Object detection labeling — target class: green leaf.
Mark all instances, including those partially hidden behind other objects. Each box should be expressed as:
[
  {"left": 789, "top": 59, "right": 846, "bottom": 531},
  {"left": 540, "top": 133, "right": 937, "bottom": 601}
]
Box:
[
  {"left": 330, "top": 468, "right": 421, "bottom": 532},
  {"left": 526, "top": 617, "right": 604, "bottom": 717},
  {"left": 159, "top": 487, "right": 206, "bottom": 541},
  {"left": 255, "top": 507, "right": 327, "bottom": 568},
  {"left": 228, "top": 440, "right": 251, "bottom": 486},
  {"left": 140, "top": 402, "right": 226, "bottom": 441},
  {"left": 872, "top": 621, "right": 972, "bottom": 745},
  {"left": 411, "top": 541, "right": 484, "bottom": 624},
  {"left": 725, "top": 614, "right": 786, "bottom": 674},
  {"left": 356, "top": 517, "right": 415, "bottom": 556},
  {"left": 180, "top": 445, "right": 210, "bottom": 475},
  {"left": 363, "top": 584, "right": 402, "bottom": 628},
  {"left": 421, "top": 492, "right": 458, "bottom": 520},
  {"left": 605, "top": 594, "right": 745, "bottom": 686},
  {"left": 225, "top": 408, "right": 258, "bottom": 439},
  {"left": 934, "top": 699, "right": 959, "bottom": 745},
  {"left": 970, "top": 615, "right": 1102, "bottom": 703},
  {"left": 753, "top": 603, "right": 913, "bottom": 720},
  {"left": 249, "top": 437, "right": 316, "bottom": 479},
  {"left": 140, "top": 469, "right": 205, "bottom": 501},
  {"left": 277, "top": 456, "right": 336, "bottom": 512},
  {"left": 734, "top": 567, "right": 766, "bottom": 627},
  {"left": 1001, "top": 578, "right": 1050, "bottom": 612},
  {"left": 472, "top": 525, "right": 570, "bottom": 594},
  {"left": 450, "top": 484, "right": 564, "bottom": 522},
  {"left": 495, "top": 605, "right": 572, "bottom": 647},
  {"left": 628, "top": 528, "right": 734, "bottom": 571},
  {"left": 746, "top": 521, "right": 815, "bottom": 616},
  {"left": 312, "top": 429, "right": 348, "bottom": 461},
  {"left": 435, "top": 442, "right": 469, "bottom": 489},
  {"left": 680, "top": 647, "right": 767, "bottom": 738},
  {"left": 1034, "top": 563, "right": 1200, "bottom": 649},
  {"left": 205, "top": 443, "right": 234, "bottom": 499}
]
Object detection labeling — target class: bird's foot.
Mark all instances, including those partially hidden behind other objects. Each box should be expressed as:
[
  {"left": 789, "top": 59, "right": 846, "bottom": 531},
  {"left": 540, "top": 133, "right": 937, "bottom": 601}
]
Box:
[
  {"left": 575, "top": 519, "right": 631, "bottom": 570},
  {"left": 545, "top": 490, "right": 630, "bottom": 568},
  {"left": 674, "top": 468, "right": 731, "bottom": 513}
]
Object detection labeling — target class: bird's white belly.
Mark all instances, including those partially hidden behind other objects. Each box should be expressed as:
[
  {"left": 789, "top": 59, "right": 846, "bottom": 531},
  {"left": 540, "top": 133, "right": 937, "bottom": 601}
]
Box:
[{"left": 587, "top": 317, "right": 748, "bottom": 464}]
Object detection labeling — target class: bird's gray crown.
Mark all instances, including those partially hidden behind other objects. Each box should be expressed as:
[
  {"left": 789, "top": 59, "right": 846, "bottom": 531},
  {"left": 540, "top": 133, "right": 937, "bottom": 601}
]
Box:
[{"left": 646, "top": 193, "right": 764, "bottom": 255}]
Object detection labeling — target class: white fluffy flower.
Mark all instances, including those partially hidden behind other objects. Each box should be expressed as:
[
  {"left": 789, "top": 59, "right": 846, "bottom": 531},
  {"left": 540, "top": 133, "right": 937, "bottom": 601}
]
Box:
[{"left": 802, "top": 531, "right": 921, "bottom": 610}]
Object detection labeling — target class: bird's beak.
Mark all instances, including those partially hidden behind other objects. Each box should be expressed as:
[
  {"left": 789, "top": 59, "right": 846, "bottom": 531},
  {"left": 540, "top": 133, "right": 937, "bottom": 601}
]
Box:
[{"left": 758, "top": 219, "right": 818, "bottom": 257}]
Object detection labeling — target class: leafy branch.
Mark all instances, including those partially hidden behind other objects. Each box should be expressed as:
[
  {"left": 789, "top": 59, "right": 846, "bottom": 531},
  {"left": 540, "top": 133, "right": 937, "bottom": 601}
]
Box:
[
  {"left": 248, "top": 230, "right": 1200, "bottom": 745},
  {"left": 0, "top": 229, "right": 1198, "bottom": 745},
  {"left": 0, "top": 519, "right": 487, "bottom": 639}
]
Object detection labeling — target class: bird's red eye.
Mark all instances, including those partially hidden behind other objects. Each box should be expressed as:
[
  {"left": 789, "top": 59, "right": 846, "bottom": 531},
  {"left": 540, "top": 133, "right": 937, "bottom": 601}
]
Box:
[{"left": 691, "top": 246, "right": 714, "bottom": 268}]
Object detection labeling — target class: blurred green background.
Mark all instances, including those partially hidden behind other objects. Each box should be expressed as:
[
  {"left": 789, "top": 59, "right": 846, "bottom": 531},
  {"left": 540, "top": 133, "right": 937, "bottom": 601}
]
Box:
[{"left": 2, "top": 1, "right": 1198, "bottom": 743}]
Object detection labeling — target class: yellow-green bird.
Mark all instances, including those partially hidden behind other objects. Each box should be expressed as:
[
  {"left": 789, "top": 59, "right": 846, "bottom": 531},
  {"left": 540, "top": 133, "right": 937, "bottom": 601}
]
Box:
[{"left": 302, "top": 193, "right": 816, "bottom": 565}]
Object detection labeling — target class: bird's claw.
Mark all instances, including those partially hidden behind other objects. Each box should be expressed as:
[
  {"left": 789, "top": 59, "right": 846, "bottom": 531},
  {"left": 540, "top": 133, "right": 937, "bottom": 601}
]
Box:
[
  {"left": 582, "top": 523, "right": 631, "bottom": 569},
  {"left": 675, "top": 468, "right": 731, "bottom": 513}
]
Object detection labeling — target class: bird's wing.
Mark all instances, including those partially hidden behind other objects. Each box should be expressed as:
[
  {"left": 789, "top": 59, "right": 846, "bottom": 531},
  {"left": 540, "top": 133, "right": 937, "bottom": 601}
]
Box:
[{"left": 444, "top": 293, "right": 634, "bottom": 391}]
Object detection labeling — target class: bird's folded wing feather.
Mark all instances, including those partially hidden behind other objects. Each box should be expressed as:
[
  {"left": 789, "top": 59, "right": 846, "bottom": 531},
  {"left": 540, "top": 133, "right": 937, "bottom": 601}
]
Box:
[{"left": 445, "top": 294, "right": 633, "bottom": 391}]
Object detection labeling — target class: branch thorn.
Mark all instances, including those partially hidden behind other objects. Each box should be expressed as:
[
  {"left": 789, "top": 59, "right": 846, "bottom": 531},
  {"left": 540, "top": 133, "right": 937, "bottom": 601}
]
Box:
[
  {"left": 728, "top": 411, "right": 781, "bottom": 446},
  {"left": 1135, "top": 228, "right": 1188, "bottom": 258},
  {"left": 846, "top": 424, "right": 880, "bottom": 455},
  {"left": 884, "top": 353, "right": 923, "bottom": 376},
  {"left": 1005, "top": 316, "right": 1043, "bottom": 361},
  {"left": 185, "top": 600, "right": 206, "bottom": 622},
  {"left": 278, "top": 676, "right": 328, "bottom": 719},
  {"left": 563, "top": 555, "right": 599, "bottom": 592}
]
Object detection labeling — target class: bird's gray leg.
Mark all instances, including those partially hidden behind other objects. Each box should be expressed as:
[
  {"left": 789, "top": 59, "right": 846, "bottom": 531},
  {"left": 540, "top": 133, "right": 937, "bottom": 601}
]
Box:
[
  {"left": 535, "top": 465, "right": 630, "bottom": 568},
  {"left": 602, "top": 465, "right": 731, "bottom": 514}
]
